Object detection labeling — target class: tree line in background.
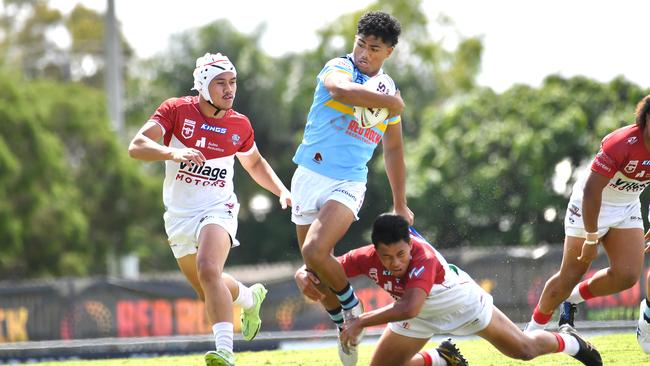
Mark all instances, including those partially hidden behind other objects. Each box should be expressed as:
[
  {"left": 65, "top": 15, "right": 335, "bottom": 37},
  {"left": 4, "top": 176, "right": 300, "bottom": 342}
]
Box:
[{"left": 0, "top": 0, "right": 648, "bottom": 278}]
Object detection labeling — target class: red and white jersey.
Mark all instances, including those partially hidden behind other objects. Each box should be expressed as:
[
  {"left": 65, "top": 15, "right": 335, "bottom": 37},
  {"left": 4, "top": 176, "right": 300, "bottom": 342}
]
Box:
[
  {"left": 338, "top": 234, "right": 457, "bottom": 300},
  {"left": 572, "top": 124, "right": 650, "bottom": 205},
  {"left": 149, "top": 96, "right": 256, "bottom": 216}
]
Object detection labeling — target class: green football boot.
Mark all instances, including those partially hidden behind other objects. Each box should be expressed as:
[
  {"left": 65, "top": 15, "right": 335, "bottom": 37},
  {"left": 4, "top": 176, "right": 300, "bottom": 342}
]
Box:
[{"left": 241, "top": 283, "right": 268, "bottom": 341}]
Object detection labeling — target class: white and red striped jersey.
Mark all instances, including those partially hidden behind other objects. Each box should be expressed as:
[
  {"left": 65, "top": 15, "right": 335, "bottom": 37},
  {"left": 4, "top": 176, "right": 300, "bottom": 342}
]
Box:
[
  {"left": 572, "top": 124, "right": 650, "bottom": 205},
  {"left": 149, "top": 96, "right": 255, "bottom": 216},
  {"left": 338, "top": 232, "right": 456, "bottom": 300}
]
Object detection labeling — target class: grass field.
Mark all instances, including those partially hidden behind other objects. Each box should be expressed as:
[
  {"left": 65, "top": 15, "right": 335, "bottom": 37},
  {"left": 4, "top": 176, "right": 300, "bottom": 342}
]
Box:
[{"left": 36, "top": 333, "right": 648, "bottom": 365}]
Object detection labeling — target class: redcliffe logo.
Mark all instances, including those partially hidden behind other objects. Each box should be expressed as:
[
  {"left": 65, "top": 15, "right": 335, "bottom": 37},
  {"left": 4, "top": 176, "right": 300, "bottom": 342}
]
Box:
[{"left": 182, "top": 119, "right": 196, "bottom": 139}]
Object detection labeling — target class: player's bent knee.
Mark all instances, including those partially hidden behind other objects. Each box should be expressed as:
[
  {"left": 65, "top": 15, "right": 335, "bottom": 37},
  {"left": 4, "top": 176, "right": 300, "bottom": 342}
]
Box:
[
  {"left": 611, "top": 271, "right": 639, "bottom": 290},
  {"left": 196, "top": 262, "right": 223, "bottom": 284},
  {"left": 301, "top": 241, "right": 329, "bottom": 266}
]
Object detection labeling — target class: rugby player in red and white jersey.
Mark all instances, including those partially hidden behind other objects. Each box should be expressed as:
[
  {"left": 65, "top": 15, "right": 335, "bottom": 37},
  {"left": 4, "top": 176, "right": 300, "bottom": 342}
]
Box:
[
  {"left": 128, "top": 53, "right": 291, "bottom": 366},
  {"left": 525, "top": 95, "right": 650, "bottom": 354},
  {"left": 296, "top": 214, "right": 602, "bottom": 366}
]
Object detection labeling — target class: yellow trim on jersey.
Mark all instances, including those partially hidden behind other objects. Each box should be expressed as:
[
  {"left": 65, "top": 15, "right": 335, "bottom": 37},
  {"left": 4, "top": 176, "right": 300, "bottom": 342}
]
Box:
[
  {"left": 322, "top": 69, "right": 353, "bottom": 81},
  {"left": 388, "top": 116, "right": 401, "bottom": 125},
  {"left": 324, "top": 99, "right": 354, "bottom": 115},
  {"left": 323, "top": 100, "right": 401, "bottom": 131}
]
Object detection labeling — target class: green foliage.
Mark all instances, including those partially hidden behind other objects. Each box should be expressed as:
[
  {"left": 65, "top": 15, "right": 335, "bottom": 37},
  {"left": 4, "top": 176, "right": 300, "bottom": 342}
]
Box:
[
  {"left": 407, "top": 76, "right": 649, "bottom": 248},
  {"left": 0, "top": 71, "right": 164, "bottom": 278}
]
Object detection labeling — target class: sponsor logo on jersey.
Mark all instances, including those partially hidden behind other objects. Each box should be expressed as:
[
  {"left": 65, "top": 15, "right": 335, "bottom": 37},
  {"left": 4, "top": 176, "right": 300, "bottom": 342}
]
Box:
[
  {"left": 609, "top": 177, "right": 650, "bottom": 192},
  {"left": 207, "top": 141, "right": 224, "bottom": 152},
  {"left": 182, "top": 119, "right": 196, "bottom": 139},
  {"left": 200, "top": 123, "right": 227, "bottom": 134},
  {"left": 624, "top": 160, "right": 639, "bottom": 173},
  {"left": 369, "top": 268, "right": 378, "bottom": 283},
  {"left": 409, "top": 266, "right": 425, "bottom": 279},
  {"left": 176, "top": 162, "right": 228, "bottom": 187},
  {"left": 593, "top": 153, "right": 613, "bottom": 173},
  {"left": 179, "top": 162, "right": 227, "bottom": 180},
  {"left": 230, "top": 134, "right": 241, "bottom": 145},
  {"left": 345, "top": 120, "right": 382, "bottom": 144},
  {"left": 313, "top": 152, "right": 323, "bottom": 163},
  {"left": 628, "top": 136, "right": 638, "bottom": 144},
  {"left": 643, "top": 160, "right": 650, "bottom": 165},
  {"left": 195, "top": 137, "right": 206, "bottom": 148}
]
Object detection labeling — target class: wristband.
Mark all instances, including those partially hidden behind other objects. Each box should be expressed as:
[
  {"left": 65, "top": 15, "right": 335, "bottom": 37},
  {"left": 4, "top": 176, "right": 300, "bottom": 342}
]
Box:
[{"left": 583, "top": 239, "right": 598, "bottom": 245}]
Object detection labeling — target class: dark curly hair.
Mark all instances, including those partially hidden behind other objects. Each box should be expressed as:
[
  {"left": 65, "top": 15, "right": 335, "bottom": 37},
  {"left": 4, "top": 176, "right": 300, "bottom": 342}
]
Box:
[
  {"left": 635, "top": 95, "right": 650, "bottom": 130},
  {"left": 371, "top": 213, "right": 410, "bottom": 247},
  {"left": 357, "top": 11, "right": 401, "bottom": 47}
]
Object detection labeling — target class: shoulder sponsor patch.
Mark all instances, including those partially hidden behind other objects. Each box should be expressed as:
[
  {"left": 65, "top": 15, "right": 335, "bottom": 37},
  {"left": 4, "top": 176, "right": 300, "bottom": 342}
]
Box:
[{"left": 408, "top": 266, "right": 425, "bottom": 279}]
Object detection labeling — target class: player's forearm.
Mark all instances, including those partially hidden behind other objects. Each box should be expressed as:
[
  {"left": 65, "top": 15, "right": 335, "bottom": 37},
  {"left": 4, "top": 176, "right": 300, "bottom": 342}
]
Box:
[
  {"left": 128, "top": 136, "right": 174, "bottom": 161},
  {"left": 581, "top": 193, "right": 602, "bottom": 233},
  {"left": 384, "top": 148, "right": 408, "bottom": 208},
  {"left": 329, "top": 82, "right": 400, "bottom": 109},
  {"left": 247, "top": 158, "right": 288, "bottom": 197},
  {"left": 357, "top": 302, "right": 414, "bottom": 328}
]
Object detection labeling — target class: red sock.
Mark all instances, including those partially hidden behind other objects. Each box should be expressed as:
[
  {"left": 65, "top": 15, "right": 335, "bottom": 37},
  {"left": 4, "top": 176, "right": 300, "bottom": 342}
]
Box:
[
  {"left": 553, "top": 332, "right": 565, "bottom": 352},
  {"left": 532, "top": 304, "right": 553, "bottom": 325},
  {"left": 578, "top": 280, "right": 595, "bottom": 300},
  {"left": 419, "top": 351, "right": 433, "bottom": 366}
]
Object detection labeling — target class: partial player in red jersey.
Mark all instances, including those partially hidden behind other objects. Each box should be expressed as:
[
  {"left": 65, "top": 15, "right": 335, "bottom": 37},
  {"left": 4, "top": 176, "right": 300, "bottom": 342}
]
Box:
[
  {"left": 128, "top": 53, "right": 291, "bottom": 366},
  {"left": 296, "top": 214, "right": 602, "bottom": 366},
  {"left": 525, "top": 95, "right": 650, "bottom": 355}
]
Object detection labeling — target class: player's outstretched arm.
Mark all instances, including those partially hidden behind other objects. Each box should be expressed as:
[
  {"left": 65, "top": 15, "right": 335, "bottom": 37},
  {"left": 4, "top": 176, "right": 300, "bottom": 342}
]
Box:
[
  {"left": 128, "top": 121, "right": 206, "bottom": 166},
  {"left": 237, "top": 148, "right": 291, "bottom": 209},
  {"left": 341, "top": 287, "right": 426, "bottom": 347}
]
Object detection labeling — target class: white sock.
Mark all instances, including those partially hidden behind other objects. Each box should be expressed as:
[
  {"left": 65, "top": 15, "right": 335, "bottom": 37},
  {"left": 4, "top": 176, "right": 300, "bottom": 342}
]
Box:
[
  {"left": 558, "top": 332, "right": 580, "bottom": 356},
  {"left": 565, "top": 285, "right": 585, "bottom": 304},
  {"left": 233, "top": 282, "right": 254, "bottom": 310},
  {"left": 424, "top": 349, "right": 449, "bottom": 366},
  {"left": 212, "top": 322, "right": 234, "bottom": 352},
  {"left": 525, "top": 319, "right": 546, "bottom": 332}
]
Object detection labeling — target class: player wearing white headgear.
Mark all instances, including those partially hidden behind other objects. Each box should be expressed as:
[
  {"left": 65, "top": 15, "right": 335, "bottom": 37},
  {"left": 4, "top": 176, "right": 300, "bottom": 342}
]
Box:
[
  {"left": 128, "top": 52, "right": 292, "bottom": 366},
  {"left": 192, "top": 53, "right": 237, "bottom": 116}
]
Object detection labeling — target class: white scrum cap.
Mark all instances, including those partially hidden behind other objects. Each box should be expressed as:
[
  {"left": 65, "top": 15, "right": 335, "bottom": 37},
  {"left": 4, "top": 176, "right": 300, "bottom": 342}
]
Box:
[{"left": 191, "top": 53, "right": 236, "bottom": 103}]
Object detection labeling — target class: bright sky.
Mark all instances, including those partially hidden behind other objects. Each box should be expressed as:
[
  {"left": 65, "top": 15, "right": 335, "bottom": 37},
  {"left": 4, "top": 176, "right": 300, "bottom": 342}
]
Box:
[{"left": 50, "top": 0, "right": 649, "bottom": 92}]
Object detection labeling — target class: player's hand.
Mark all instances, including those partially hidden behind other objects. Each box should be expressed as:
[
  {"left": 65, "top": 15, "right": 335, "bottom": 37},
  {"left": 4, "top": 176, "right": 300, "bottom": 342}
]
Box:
[
  {"left": 577, "top": 241, "right": 598, "bottom": 263},
  {"left": 294, "top": 266, "right": 325, "bottom": 301},
  {"left": 387, "top": 91, "right": 404, "bottom": 118},
  {"left": 394, "top": 205, "right": 414, "bottom": 226},
  {"left": 170, "top": 147, "right": 206, "bottom": 166},
  {"left": 279, "top": 189, "right": 292, "bottom": 209},
  {"left": 341, "top": 317, "right": 363, "bottom": 347}
]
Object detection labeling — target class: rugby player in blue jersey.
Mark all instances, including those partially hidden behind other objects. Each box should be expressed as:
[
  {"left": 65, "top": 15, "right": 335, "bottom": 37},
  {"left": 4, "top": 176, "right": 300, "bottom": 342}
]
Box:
[{"left": 290, "top": 11, "right": 413, "bottom": 365}]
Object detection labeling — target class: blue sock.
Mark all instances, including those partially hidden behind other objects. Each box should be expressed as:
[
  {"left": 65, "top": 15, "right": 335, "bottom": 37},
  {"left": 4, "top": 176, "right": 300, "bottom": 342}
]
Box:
[
  {"left": 644, "top": 298, "right": 650, "bottom": 323},
  {"left": 327, "top": 306, "right": 344, "bottom": 330},
  {"left": 333, "top": 283, "right": 359, "bottom": 311}
]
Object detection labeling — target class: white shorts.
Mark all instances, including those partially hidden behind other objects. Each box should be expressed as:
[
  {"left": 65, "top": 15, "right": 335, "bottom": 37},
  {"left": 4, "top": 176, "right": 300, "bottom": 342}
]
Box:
[
  {"left": 564, "top": 198, "right": 643, "bottom": 238},
  {"left": 388, "top": 271, "right": 494, "bottom": 338},
  {"left": 290, "top": 166, "right": 366, "bottom": 225},
  {"left": 164, "top": 203, "right": 240, "bottom": 259}
]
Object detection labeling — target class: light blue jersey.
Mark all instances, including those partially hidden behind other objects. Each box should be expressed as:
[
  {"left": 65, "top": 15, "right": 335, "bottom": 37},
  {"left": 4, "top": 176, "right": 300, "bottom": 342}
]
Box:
[{"left": 292, "top": 54, "right": 401, "bottom": 182}]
